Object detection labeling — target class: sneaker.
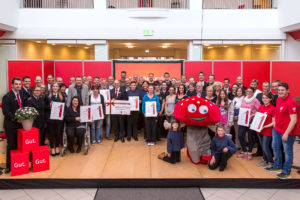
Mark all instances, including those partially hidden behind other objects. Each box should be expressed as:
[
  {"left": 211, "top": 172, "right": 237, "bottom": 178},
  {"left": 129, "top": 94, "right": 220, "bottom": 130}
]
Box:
[
  {"left": 257, "top": 161, "right": 268, "bottom": 167},
  {"left": 151, "top": 142, "right": 155, "bottom": 146},
  {"left": 237, "top": 152, "right": 247, "bottom": 158},
  {"left": 247, "top": 153, "right": 252, "bottom": 160},
  {"left": 97, "top": 140, "right": 101, "bottom": 144},
  {"left": 265, "top": 167, "right": 282, "bottom": 173},
  {"left": 147, "top": 142, "right": 151, "bottom": 146},
  {"left": 264, "top": 163, "right": 273, "bottom": 169},
  {"left": 92, "top": 140, "right": 96, "bottom": 145},
  {"left": 277, "top": 172, "right": 291, "bottom": 179}
]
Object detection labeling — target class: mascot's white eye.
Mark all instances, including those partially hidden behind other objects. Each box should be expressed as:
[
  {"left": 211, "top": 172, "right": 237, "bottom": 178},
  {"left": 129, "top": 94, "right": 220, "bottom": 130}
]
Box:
[
  {"left": 187, "top": 104, "right": 197, "bottom": 113},
  {"left": 199, "top": 105, "right": 208, "bottom": 114}
]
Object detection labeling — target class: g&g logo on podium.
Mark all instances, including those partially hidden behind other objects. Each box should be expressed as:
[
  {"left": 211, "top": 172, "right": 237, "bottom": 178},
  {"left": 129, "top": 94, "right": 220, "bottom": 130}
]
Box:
[
  {"left": 35, "top": 158, "right": 46, "bottom": 165},
  {"left": 14, "top": 162, "right": 26, "bottom": 168}
]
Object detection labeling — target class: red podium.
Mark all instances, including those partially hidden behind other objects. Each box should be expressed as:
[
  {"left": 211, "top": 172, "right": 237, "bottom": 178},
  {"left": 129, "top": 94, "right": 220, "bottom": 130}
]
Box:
[
  {"left": 10, "top": 150, "right": 29, "bottom": 176},
  {"left": 17, "top": 127, "right": 39, "bottom": 152},
  {"left": 32, "top": 146, "right": 50, "bottom": 172},
  {"left": 11, "top": 127, "right": 50, "bottom": 176}
]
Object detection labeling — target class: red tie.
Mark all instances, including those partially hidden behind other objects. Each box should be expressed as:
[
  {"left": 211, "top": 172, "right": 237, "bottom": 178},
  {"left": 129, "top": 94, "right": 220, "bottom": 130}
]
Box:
[
  {"left": 115, "top": 89, "right": 118, "bottom": 99},
  {"left": 17, "top": 93, "right": 22, "bottom": 108}
]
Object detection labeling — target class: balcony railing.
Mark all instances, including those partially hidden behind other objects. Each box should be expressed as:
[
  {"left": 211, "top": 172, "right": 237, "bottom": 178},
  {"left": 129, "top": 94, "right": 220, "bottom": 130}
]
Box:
[
  {"left": 21, "top": 0, "right": 94, "bottom": 8},
  {"left": 203, "top": 0, "right": 277, "bottom": 9},
  {"left": 107, "top": 0, "right": 189, "bottom": 9}
]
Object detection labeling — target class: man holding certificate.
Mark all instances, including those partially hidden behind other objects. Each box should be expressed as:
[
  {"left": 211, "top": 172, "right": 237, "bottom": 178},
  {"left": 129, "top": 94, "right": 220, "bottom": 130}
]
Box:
[
  {"left": 110, "top": 80, "right": 128, "bottom": 143},
  {"left": 142, "top": 85, "right": 160, "bottom": 146},
  {"left": 126, "top": 81, "right": 141, "bottom": 141}
]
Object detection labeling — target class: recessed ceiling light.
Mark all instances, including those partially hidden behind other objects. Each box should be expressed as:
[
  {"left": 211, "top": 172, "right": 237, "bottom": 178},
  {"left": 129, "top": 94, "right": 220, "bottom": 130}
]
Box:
[
  {"left": 68, "top": 45, "right": 72, "bottom": 48},
  {"left": 224, "top": 46, "right": 228, "bottom": 48},
  {"left": 51, "top": 43, "right": 56, "bottom": 46},
  {"left": 145, "top": 49, "right": 150, "bottom": 53},
  {"left": 36, "top": 41, "right": 42, "bottom": 43},
  {"left": 84, "top": 46, "right": 89, "bottom": 49}
]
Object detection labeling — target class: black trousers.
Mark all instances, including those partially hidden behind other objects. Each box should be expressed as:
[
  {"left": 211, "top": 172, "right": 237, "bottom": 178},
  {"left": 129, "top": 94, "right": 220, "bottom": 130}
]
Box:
[
  {"left": 163, "top": 151, "right": 181, "bottom": 164},
  {"left": 33, "top": 124, "right": 45, "bottom": 146},
  {"left": 112, "top": 115, "right": 125, "bottom": 138},
  {"left": 208, "top": 151, "right": 232, "bottom": 170},
  {"left": 66, "top": 126, "right": 85, "bottom": 150},
  {"left": 156, "top": 115, "right": 165, "bottom": 139},
  {"left": 48, "top": 120, "right": 63, "bottom": 148},
  {"left": 145, "top": 117, "right": 157, "bottom": 142},
  {"left": 5, "top": 123, "right": 19, "bottom": 169},
  {"left": 126, "top": 111, "right": 139, "bottom": 139}
]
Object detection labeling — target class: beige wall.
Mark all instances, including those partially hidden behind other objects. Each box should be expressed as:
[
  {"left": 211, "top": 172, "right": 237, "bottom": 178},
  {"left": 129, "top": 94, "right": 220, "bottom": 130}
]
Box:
[
  {"left": 17, "top": 40, "right": 95, "bottom": 60},
  {"left": 203, "top": 44, "right": 281, "bottom": 60}
]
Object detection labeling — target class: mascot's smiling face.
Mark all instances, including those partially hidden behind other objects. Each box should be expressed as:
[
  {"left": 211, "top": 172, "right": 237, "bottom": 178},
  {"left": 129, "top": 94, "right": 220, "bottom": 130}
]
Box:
[{"left": 174, "top": 96, "right": 220, "bottom": 126}]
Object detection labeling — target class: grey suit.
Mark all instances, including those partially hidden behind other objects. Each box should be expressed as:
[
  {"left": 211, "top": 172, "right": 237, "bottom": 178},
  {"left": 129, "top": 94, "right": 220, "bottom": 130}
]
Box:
[{"left": 67, "top": 84, "right": 89, "bottom": 107}]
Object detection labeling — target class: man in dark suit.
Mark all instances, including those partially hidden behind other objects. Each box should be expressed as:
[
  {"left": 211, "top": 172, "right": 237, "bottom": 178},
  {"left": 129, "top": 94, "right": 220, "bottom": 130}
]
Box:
[
  {"left": 223, "top": 78, "right": 232, "bottom": 94},
  {"left": 2, "top": 77, "right": 24, "bottom": 174},
  {"left": 20, "top": 76, "right": 31, "bottom": 104},
  {"left": 110, "top": 80, "right": 128, "bottom": 143},
  {"left": 26, "top": 86, "right": 46, "bottom": 145},
  {"left": 198, "top": 71, "right": 209, "bottom": 91},
  {"left": 45, "top": 74, "right": 54, "bottom": 94},
  {"left": 236, "top": 76, "right": 247, "bottom": 91}
]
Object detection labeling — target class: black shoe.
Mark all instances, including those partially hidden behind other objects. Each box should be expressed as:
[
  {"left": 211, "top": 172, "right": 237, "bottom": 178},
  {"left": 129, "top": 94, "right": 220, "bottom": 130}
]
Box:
[
  {"left": 134, "top": 137, "right": 138, "bottom": 141},
  {"left": 121, "top": 137, "right": 125, "bottom": 143},
  {"left": 127, "top": 137, "right": 131, "bottom": 141},
  {"left": 76, "top": 147, "right": 81, "bottom": 153},
  {"left": 69, "top": 147, "right": 74, "bottom": 153},
  {"left": 253, "top": 152, "right": 263, "bottom": 157},
  {"left": 51, "top": 153, "right": 56, "bottom": 157},
  {"left": 114, "top": 137, "right": 119, "bottom": 142},
  {"left": 219, "top": 167, "right": 225, "bottom": 172},
  {"left": 4, "top": 168, "right": 10, "bottom": 174},
  {"left": 157, "top": 138, "right": 161, "bottom": 141},
  {"left": 55, "top": 152, "right": 60, "bottom": 156}
]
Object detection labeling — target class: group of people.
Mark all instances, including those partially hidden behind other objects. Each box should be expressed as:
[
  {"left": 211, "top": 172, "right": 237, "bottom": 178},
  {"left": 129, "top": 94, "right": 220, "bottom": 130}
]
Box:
[{"left": 1, "top": 70, "right": 298, "bottom": 179}]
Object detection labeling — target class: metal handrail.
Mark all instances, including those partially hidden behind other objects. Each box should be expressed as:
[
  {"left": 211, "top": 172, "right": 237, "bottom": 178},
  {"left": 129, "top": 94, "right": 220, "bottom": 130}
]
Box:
[
  {"left": 21, "top": 0, "right": 94, "bottom": 8},
  {"left": 107, "top": 0, "right": 189, "bottom": 9}
]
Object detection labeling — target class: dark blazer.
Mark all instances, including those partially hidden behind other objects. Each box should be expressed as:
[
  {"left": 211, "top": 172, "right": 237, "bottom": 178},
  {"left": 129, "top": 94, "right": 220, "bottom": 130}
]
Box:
[
  {"left": 20, "top": 87, "right": 31, "bottom": 104},
  {"left": 45, "top": 94, "right": 66, "bottom": 124},
  {"left": 2, "top": 90, "right": 24, "bottom": 129},
  {"left": 89, "top": 94, "right": 106, "bottom": 115},
  {"left": 25, "top": 96, "right": 45, "bottom": 129},
  {"left": 65, "top": 106, "right": 85, "bottom": 128},
  {"left": 110, "top": 88, "right": 127, "bottom": 100}
]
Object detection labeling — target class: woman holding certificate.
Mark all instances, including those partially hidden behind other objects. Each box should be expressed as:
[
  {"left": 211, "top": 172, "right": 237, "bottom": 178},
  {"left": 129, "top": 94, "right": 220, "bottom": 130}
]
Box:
[
  {"left": 46, "top": 83, "right": 66, "bottom": 156},
  {"left": 65, "top": 96, "right": 86, "bottom": 153},
  {"left": 142, "top": 85, "right": 160, "bottom": 146},
  {"left": 256, "top": 93, "right": 275, "bottom": 168},
  {"left": 89, "top": 85, "right": 105, "bottom": 145},
  {"left": 237, "top": 87, "right": 260, "bottom": 160}
]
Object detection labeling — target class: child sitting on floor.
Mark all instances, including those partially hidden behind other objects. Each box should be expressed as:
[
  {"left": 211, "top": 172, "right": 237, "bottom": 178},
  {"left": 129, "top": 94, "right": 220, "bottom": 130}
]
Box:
[
  {"left": 209, "top": 125, "right": 237, "bottom": 171},
  {"left": 158, "top": 119, "right": 184, "bottom": 164}
]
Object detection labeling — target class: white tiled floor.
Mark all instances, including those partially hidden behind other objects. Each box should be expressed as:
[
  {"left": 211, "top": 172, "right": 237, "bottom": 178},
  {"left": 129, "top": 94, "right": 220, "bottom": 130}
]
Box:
[{"left": 0, "top": 188, "right": 300, "bottom": 200}]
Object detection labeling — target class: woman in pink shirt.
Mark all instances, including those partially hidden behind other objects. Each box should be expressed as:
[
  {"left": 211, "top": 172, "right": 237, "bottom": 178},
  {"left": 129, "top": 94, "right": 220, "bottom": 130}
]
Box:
[{"left": 237, "top": 87, "right": 261, "bottom": 160}]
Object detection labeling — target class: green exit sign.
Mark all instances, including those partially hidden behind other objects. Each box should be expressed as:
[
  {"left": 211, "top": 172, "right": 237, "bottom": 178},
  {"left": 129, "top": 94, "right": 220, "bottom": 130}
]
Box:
[{"left": 144, "top": 30, "right": 153, "bottom": 36}]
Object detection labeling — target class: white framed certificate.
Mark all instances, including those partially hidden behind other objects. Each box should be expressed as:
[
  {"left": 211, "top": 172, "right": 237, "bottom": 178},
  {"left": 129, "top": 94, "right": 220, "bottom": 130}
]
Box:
[
  {"left": 100, "top": 89, "right": 111, "bottom": 102},
  {"left": 105, "top": 100, "right": 131, "bottom": 115},
  {"left": 250, "top": 112, "right": 267, "bottom": 132},
  {"left": 145, "top": 101, "right": 157, "bottom": 117},
  {"left": 237, "top": 108, "right": 251, "bottom": 127},
  {"left": 80, "top": 106, "right": 92, "bottom": 122},
  {"left": 91, "top": 104, "right": 104, "bottom": 120},
  {"left": 129, "top": 96, "right": 139, "bottom": 111},
  {"left": 50, "top": 102, "right": 65, "bottom": 120}
]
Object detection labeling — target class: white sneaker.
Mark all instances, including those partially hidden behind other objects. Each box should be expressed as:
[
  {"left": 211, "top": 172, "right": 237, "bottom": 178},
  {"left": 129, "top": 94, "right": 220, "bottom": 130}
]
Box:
[
  {"left": 92, "top": 141, "right": 96, "bottom": 145},
  {"left": 257, "top": 160, "right": 268, "bottom": 167},
  {"left": 147, "top": 142, "right": 151, "bottom": 146}
]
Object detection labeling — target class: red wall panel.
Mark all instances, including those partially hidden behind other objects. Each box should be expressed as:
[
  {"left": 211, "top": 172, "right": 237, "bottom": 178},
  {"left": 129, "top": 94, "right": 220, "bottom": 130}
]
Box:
[
  {"left": 214, "top": 61, "right": 241, "bottom": 83},
  {"left": 43, "top": 60, "right": 54, "bottom": 84},
  {"left": 54, "top": 61, "right": 82, "bottom": 85},
  {"left": 272, "top": 61, "right": 300, "bottom": 97},
  {"left": 184, "top": 61, "right": 212, "bottom": 82},
  {"left": 8, "top": 60, "right": 43, "bottom": 90},
  {"left": 243, "top": 61, "right": 271, "bottom": 90},
  {"left": 84, "top": 61, "right": 112, "bottom": 80}
]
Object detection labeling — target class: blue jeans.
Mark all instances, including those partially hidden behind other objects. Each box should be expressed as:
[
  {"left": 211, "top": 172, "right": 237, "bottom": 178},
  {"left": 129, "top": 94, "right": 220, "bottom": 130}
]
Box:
[
  {"left": 272, "top": 128, "right": 296, "bottom": 174},
  {"left": 91, "top": 120, "right": 103, "bottom": 142},
  {"left": 238, "top": 126, "right": 254, "bottom": 153},
  {"left": 105, "top": 115, "right": 111, "bottom": 137},
  {"left": 257, "top": 133, "right": 273, "bottom": 163}
]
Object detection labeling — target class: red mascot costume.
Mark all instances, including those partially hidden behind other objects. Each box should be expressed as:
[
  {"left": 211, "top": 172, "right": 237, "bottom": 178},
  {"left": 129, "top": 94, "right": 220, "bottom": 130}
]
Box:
[{"left": 174, "top": 97, "right": 220, "bottom": 164}]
